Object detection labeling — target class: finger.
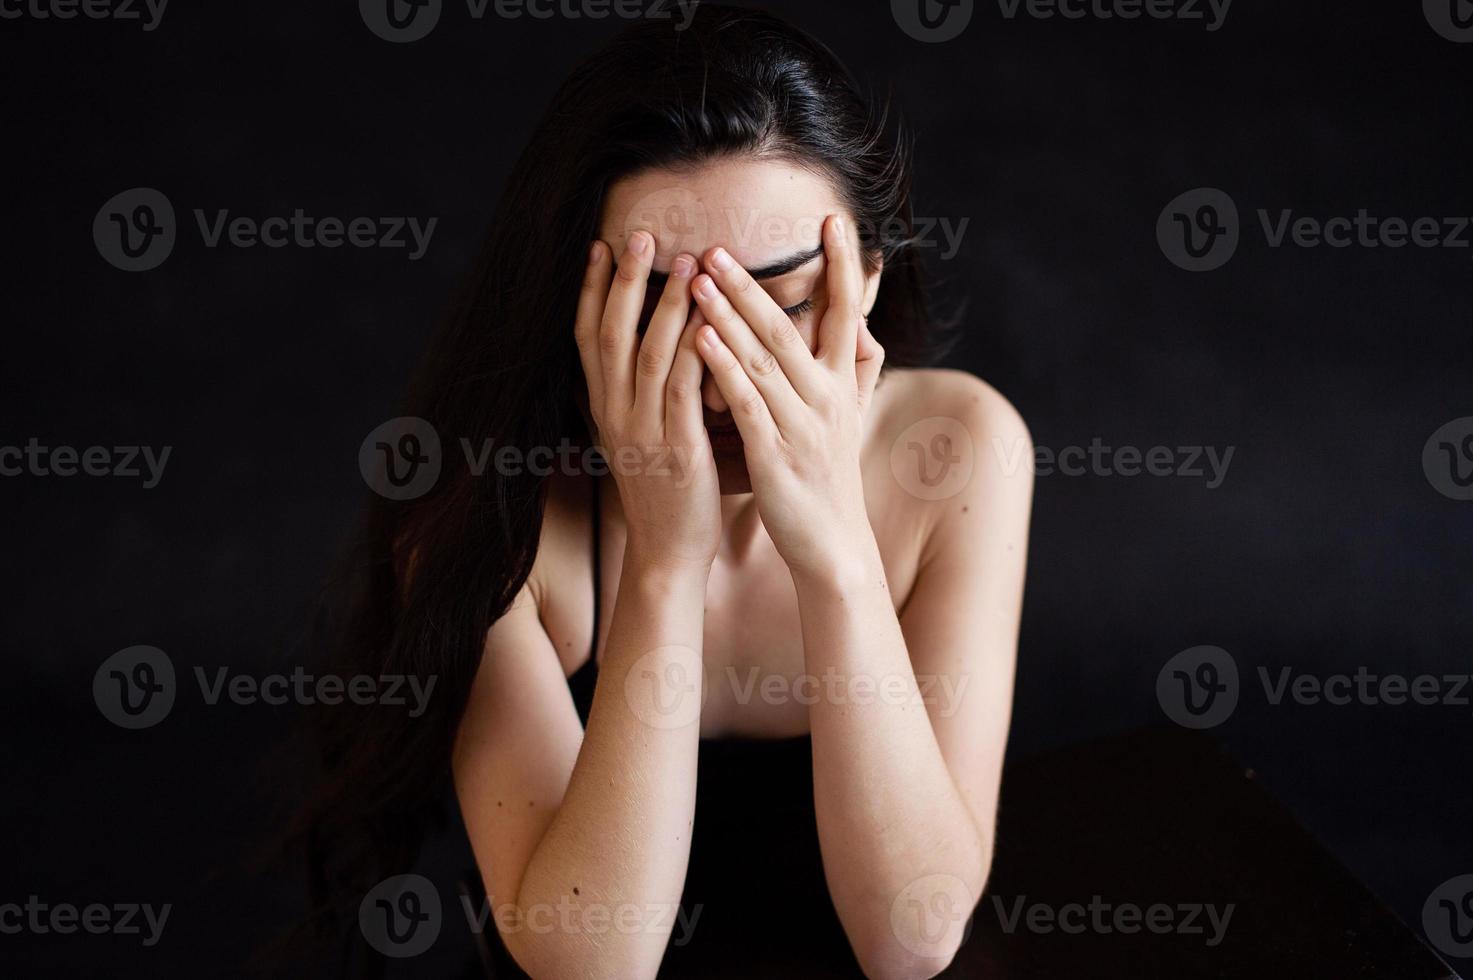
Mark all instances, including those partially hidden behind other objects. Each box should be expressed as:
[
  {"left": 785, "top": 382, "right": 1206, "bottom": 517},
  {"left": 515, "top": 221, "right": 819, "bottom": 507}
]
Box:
[
  {"left": 600, "top": 230, "right": 656, "bottom": 414},
  {"left": 702, "top": 246, "right": 824, "bottom": 401},
  {"left": 855, "top": 315, "right": 885, "bottom": 414},
  {"left": 634, "top": 253, "right": 697, "bottom": 424},
  {"left": 695, "top": 322, "right": 776, "bottom": 447},
  {"left": 691, "top": 273, "right": 806, "bottom": 430},
  {"left": 665, "top": 309, "right": 709, "bottom": 446},
  {"left": 817, "top": 214, "right": 865, "bottom": 371},
  {"left": 574, "top": 240, "right": 614, "bottom": 419}
]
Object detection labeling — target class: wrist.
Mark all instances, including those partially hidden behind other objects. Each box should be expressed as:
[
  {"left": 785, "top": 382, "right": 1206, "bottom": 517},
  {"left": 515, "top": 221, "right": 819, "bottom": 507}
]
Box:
[
  {"left": 623, "top": 541, "right": 713, "bottom": 587},
  {"left": 789, "top": 527, "right": 886, "bottom": 598}
]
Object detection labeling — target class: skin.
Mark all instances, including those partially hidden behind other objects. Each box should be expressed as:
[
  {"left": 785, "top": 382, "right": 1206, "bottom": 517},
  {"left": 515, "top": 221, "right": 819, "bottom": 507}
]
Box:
[{"left": 452, "top": 159, "right": 1033, "bottom": 980}]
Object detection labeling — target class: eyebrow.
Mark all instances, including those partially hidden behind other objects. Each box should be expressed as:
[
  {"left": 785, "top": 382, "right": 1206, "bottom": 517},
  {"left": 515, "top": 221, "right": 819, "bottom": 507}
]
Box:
[{"left": 646, "top": 245, "right": 824, "bottom": 293}]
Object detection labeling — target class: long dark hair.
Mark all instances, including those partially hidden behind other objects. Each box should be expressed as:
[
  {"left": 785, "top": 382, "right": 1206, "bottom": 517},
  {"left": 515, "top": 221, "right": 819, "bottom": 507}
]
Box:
[{"left": 294, "top": 2, "right": 947, "bottom": 968}]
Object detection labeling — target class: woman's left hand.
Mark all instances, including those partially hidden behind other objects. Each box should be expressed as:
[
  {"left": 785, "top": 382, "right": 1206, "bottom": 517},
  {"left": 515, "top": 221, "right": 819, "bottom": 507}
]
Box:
[{"left": 691, "top": 214, "right": 885, "bottom": 579}]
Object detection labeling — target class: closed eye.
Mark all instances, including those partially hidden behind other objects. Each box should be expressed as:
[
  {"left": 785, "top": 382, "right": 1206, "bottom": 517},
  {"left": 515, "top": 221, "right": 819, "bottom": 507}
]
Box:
[{"left": 781, "top": 298, "right": 814, "bottom": 319}]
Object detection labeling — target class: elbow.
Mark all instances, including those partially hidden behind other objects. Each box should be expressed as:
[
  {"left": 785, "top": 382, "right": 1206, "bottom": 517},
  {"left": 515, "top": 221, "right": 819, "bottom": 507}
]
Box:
[
  {"left": 852, "top": 935, "right": 961, "bottom": 980},
  {"left": 849, "top": 863, "right": 987, "bottom": 980}
]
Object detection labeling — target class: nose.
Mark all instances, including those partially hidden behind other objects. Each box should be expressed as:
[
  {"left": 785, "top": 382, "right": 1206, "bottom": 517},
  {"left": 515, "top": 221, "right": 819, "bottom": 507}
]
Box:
[{"left": 701, "top": 368, "right": 728, "bottom": 414}]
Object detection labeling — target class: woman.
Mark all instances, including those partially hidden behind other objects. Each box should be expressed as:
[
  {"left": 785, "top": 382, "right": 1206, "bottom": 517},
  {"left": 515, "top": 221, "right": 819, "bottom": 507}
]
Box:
[{"left": 303, "top": 6, "right": 1031, "bottom": 978}]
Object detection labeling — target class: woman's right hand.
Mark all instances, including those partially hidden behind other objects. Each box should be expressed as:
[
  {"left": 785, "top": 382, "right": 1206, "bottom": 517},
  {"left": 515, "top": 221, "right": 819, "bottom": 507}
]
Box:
[{"left": 575, "top": 231, "right": 722, "bottom": 571}]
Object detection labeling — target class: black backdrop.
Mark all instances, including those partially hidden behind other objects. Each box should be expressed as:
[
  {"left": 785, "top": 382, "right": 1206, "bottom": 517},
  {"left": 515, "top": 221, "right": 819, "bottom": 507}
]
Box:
[{"left": 1, "top": 1, "right": 1469, "bottom": 976}]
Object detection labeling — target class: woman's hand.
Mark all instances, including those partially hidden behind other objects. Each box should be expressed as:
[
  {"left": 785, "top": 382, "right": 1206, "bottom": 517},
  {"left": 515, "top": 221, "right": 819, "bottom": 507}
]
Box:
[
  {"left": 690, "top": 215, "right": 885, "bottom": 579},
  {"left": 575, "top": 231, "right": 722, "bottom": 571}
]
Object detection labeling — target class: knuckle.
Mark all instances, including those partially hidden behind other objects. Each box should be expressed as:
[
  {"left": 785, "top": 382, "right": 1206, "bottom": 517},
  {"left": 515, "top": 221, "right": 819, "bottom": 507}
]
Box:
[
  {"left": 598, "top": 327, "right": 624, "bottom": 356},
  {"left": 768, "top": 319, "right": 801, "bottom": 350},
  {"left": 614, "top": 261, "right": 643, "bottom": 285},
  {"left": 637, "top": 343, "right": 667, "bottom": 377},
  {"left": 667, "top": 377, "right": 696, "bottom": 403},
  {"left": 737, "top": 391, "right": 766, "bottom": 418},
  {"left": 749, "top": 349, "right": 779, "bottom": 377}
]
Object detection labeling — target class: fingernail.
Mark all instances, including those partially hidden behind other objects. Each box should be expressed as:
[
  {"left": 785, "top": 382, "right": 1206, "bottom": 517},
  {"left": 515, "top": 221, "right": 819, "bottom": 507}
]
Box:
[
  {"left": 708, "top": 248, "right": 733, "bottom": 271},
  {"left": 629, "top": 232, "right": 650, "bottom": 255},
  {"left": 830, "top": 216, "right": 845, "bottom": 239},
  {"left": 699, "top": 325, "right": 720, "bottom": 347},
  {"left": 694, "top": 276, "right": 716, "bottom": 299},
  {"left": 589, "top": 241, "right": 603, "bottom": 264},
  {"left": 673, "top": 255, "right": 695, "bottom": 278}
]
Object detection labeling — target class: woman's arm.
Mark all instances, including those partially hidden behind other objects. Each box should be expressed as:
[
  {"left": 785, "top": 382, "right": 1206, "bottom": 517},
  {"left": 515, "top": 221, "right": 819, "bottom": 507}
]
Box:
[
  {"left": 798, "top": 379, "right": 1030, "bottom": 980},
  {"left": 455, "top": 557, "right": 707, "bottom": 979},
  {"left": 455, "top": 231, "right": 721, "bottom": 979},
  {"left": 689, "top": 214, "right": 1031, "bottom": 979}
]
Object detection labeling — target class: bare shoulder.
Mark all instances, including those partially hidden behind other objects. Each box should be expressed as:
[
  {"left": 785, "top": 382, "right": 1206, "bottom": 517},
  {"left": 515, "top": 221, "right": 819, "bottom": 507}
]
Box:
[{"left": 869, "top": 367, "right": 1032, "bottom": 473}]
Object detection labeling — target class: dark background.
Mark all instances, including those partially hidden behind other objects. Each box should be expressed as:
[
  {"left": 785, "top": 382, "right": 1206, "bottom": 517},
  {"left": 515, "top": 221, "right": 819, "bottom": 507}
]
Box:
[{"left": 1, "top": 0, "right": 1469, "bottom": 976}]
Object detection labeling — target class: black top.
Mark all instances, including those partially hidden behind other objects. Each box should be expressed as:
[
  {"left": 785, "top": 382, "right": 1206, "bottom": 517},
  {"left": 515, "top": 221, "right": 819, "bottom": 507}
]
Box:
[{"left": 479, "top": 478, "right": 857, "bottom": 979}]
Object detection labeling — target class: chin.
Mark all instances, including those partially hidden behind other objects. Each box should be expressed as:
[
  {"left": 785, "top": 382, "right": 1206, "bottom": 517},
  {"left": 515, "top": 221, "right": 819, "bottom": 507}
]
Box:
[{"left": 713, "top": 453, "right": 753, "bottom": 495}]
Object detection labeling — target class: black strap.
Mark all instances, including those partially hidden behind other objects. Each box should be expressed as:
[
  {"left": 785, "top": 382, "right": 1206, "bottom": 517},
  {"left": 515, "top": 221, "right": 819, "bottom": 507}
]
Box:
[{"left": 589, "top": 475, "right": 601, "bottom": 665}]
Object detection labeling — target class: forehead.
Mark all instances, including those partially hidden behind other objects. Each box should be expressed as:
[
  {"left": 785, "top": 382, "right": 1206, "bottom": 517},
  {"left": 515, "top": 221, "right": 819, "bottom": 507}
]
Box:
[{"left": 600, "top": 157, "right": 842, "bottom": 270}]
